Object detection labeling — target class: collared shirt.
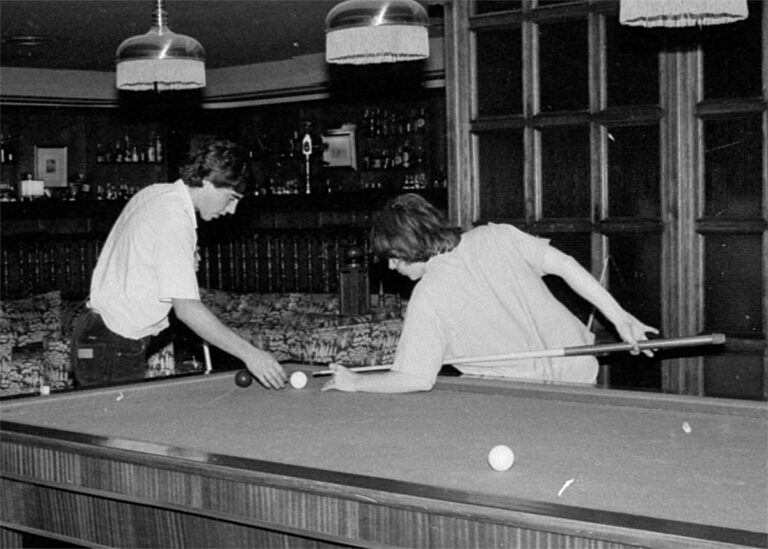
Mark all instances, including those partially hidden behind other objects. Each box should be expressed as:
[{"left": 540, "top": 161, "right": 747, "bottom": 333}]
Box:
[
  {"left": 391, "top": 223, "right": 598, "bottom": 385},
  {"left": 89, "top": 179, "right": 200, "bottom": 339}
]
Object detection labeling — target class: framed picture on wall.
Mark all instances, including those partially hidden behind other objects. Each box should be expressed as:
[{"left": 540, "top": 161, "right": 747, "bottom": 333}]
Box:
[
  {"left": 322, "top": 128, "right": 357, "bottom": 169},
  {"left": 34, "top": 146, "right": 68, "bottom": 187}
]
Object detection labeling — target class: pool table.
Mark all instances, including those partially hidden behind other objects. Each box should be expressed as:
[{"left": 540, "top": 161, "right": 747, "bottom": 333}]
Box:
[{"left": 1, "top": 366, "right": 766, "bottom": 549}]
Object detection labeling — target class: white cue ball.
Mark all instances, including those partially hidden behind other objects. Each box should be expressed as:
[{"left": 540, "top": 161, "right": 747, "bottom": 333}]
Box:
[
  {"left": 488, "top": 444, "right": 515, "bottom": 471},
  {"left": 290, "top": 371, "right": 308, "bottom": 389}
]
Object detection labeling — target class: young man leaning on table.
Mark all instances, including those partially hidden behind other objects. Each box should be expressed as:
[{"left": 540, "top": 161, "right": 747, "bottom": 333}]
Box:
[
  {"left": 322, "top": 193, "right": 657, "bottom": 394},
  {"left": 72, "top": 140, "right": 287, "bottom": 390}
]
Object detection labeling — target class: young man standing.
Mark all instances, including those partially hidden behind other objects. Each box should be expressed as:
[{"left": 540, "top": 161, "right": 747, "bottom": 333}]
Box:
[{"left": 73, "top": 140, "right": 286, "bottom": 389}]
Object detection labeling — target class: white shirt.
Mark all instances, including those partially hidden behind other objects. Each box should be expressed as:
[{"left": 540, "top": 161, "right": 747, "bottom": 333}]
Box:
[
  {"left": 391, "top": 223, "right": 598, "bottom": 385},
  {"left": 89, "top": 180, "right": 200, "bottom": 339}
]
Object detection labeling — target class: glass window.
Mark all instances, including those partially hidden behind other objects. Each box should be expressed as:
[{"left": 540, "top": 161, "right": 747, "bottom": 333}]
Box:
[
  {"left": 703, "top": 116, "right": 763, "bottom": 218},
  {"left": 605, "top": 18, "right": 660, "bottom": 106},
  {"left": 601, "top": 235, "right": 662, "bottom": 391},
  {"left": 606, "top": 124, "right": 660, "bottom": 218},
  {"left": 705, "top": 354, "right": 765, "bottom": 400},
  {"left": 543, "top": 232, "right": 593, "bottom": 322},
  {"left": 541, "top": 125, "right": 590, "bottom": 218},
  {"left": 607, "top": 234, "right": 662, "bottom": 329},
  {"left": 704, "top": 234, "right": 763, "bottom": 336},
  {"left": 602, "top": 353, "right": 661, "bottom": 391},
  {"left": 476, "top": 28, "right": 523, "bottom": 117},
  {"left": 477, "top": 129, "right": 525, "bottom": 220},
  {"left": 702, "top": 0, "right": 763, "bottom": 99},
  {"left": 463, "top": 0, "right": 765, "bottom": 397},
  {"left": 539, "top": 19, "right": 589, "bottom": 112}
]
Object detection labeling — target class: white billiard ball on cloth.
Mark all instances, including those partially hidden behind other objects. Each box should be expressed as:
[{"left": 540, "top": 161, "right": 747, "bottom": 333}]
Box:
[
  {"left": 488, "top": 444, "right": 515, "bottom": 471},
  {"left": 290, "top": 371, "right": 308, "bottom": 389}
]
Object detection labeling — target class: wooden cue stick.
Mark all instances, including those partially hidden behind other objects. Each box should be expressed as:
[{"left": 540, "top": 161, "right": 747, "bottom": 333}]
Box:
[
  {"left": 448, "top": 333, "right": 725, "bottom": 364},
  {"left": 311, "top": 334, "right": 725, "bottom": 377}
]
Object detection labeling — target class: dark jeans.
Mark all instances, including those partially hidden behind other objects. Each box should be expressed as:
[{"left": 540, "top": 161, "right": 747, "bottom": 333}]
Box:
[{"left": 71, "top": 311, "right": 149, "bottom": 388}]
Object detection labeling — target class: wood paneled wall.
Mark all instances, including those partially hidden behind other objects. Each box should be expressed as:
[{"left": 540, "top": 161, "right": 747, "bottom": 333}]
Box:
[{"left": 1, "top": 227, "right": 371, "bottom": 300}]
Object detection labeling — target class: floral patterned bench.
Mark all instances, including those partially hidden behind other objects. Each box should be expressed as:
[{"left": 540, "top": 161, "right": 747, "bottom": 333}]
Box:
[
  {"left": 200, "top": 289, "right": 406, "bottom": 367},
  {"left": 0, "top": 291, "right": 174, "bottom": 397},
  {"left": 1, "top": 290, "right": 405, "bottom": 397}
]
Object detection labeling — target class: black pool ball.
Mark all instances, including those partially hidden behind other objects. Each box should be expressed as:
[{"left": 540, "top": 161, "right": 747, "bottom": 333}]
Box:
[{"left": 234, "top": 370, "right": 253, "bottom": 388}]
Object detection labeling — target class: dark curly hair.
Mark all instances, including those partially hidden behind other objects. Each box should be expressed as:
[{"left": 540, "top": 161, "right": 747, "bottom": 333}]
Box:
[
  {"left": 371, "top": 193, "right": 461, "bottom": 263},
  {"left": 178, "top": 140, "right": 252, "bottom": 194}
]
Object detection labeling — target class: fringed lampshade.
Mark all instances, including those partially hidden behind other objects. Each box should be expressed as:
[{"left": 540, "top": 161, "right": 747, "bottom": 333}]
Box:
[
  {"left": 325, "top": 0, "right": 429, "bottom": 64},
  {"left": 116, "top": 0, "right": 206, "bottom": 91},
  {"left": 620, "top": 0, "right": 748, "bottom": 27}
]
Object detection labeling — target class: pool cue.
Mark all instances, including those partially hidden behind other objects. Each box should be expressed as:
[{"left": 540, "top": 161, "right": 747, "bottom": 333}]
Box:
[
  {"left": 447, "top": 333, "right": 725, "bottom": 364},
  {"left": 202, "top": 342, "right": 213, "bottom": 374},
  {"left": 311, "top": 334, "right": 725, "bottom": 376}
]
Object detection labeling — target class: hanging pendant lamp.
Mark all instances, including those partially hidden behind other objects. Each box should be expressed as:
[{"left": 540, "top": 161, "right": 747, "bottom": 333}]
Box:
[
  {"left": 619, "top": 0, "right": 748, "bottom": 27},
  {"left": 116, "top": 0, "right": 206, "bottom": 91},
  {"left": 325, "top": 0, "right": 429, "bottom": 65}
]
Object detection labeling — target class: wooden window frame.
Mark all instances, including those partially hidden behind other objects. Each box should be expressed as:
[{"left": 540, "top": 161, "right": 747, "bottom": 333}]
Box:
[{"left": 443, "top": 0, "right": 767, "bottom": 397}]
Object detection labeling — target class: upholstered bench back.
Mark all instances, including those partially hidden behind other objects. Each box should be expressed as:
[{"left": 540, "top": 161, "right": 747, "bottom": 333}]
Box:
[
  {"left": 200, "top": 289, "right": 405, "bottom": 366},
  {"left": 0, "top": 291, "right": 174, "bottom": 397}
]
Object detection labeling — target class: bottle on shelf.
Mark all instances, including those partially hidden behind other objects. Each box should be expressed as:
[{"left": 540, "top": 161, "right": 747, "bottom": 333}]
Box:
[
  {"left": 123, "top": 136, "right": 132, "bottom": 162},
  {"left": 393, "top": 146, "right": 403, "bottom": 169},
  {"left": 402, "top": 141, "right": 411, "bottom": 169},
  {"left": 416, "top": 107, "right": 427, "bottom": 133},
  {"left": 80, "top": 175, "right": 91, "bottom": 198},
  {"left": 154, "top": 134, "right": 163, "bottom": 162},
  {"left": 147, "top": 139, "right": 156, "bottom": 162},
  {"left": 0, "top": 133, "right": 15, "bottom": 163},
  {"left": 114, "top": 138, "right": 124, "bottom": 163}
]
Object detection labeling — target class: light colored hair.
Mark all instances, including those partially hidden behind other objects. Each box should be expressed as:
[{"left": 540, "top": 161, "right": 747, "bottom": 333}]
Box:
[{"left": 371, "top": 193, "right": 460, "bottom": 263}]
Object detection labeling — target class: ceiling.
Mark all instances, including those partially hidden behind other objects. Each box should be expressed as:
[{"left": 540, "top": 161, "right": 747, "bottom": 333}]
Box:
[{"left": 1, "top": 0, "right": 418, "bottom": 72}]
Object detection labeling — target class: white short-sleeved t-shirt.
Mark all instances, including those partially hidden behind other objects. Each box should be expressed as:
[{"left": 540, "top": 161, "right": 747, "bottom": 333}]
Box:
[
  {"left": 88, "top": 180, "right": 200, "bottom": 339},
  {"left": 391, "top": 223, "right": 597, "bottom": 385}
]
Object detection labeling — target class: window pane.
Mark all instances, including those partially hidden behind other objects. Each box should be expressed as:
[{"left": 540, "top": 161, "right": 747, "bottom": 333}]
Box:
[
  {"left": 705, "top": 353, "right": 765, "bottom": 400},
  {"left": 548, "top": 232, "right": 592, "bottom": 269},
  {"left": 541, "top": 125, "right": 590, "bottom": 218},
  {"left": 703, "top": 116, "right": 763, "bottom": 218},
  {"left": 543, "top": 232, "right": 593, "bottom": 323},
  {"left": 607, "top": 235, "right": 662, "bottom": 329},
  {"left": 539, "top": 19, "right": 588, "bottom": 112},
  {"left": 607, "top": 124, "right": 660, "bottom": 218},
  {"left": 476, "top": 28, "right": 523, "bottom": 116},
  {"left": 605, "top": 18, "right": 660, "bottom": 106},
  {"left": 704, "top": 234, "right": 763, "bottom": 337},
  {"left": 702, "top": 0, "right": 763, "bottom": 99},
  {"left": 477, "top": 129, "right": 525, "bottom": 219},
  {"left": 601, "top": 234, "right": 663, "bottom": 391}
]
